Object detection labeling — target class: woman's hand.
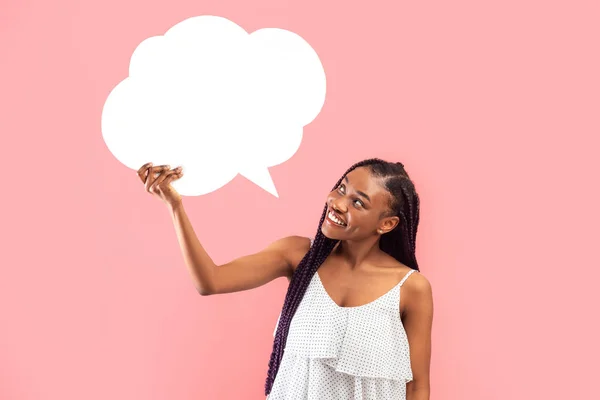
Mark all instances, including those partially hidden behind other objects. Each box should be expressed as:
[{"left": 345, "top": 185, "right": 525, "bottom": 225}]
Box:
[{"left": 137, "top": 162, "right": 184, "bottom": 208}]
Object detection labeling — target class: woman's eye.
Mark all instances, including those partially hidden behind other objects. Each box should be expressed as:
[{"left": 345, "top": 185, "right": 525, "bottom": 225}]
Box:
[
  {"left": 354, "top": 199, "right": 363, "bottom": 208},
  {"left": 337, "top": 185, "right": 345, "bottom": 194}
]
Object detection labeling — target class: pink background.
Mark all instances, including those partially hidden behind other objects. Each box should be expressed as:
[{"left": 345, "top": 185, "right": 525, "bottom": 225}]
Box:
[{"left": 1, "top": 0, "right": 599, "bottom": 399}]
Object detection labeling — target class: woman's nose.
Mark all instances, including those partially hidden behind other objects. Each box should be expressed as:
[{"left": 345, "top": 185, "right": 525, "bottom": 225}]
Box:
[{"left": 331, "top": 198, "right": 346, "bottom": 213}]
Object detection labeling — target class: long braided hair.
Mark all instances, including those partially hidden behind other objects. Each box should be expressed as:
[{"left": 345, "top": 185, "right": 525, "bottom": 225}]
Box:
[{"left": 264, "top": 158, "right": 420, "bottom": 395}]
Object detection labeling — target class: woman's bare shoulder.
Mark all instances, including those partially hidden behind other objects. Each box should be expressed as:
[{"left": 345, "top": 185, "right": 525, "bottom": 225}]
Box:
[
  {"left": 401, "top": 269, "right": 432, "bottom": 307},
  {"left": 378, "top": 256, "right": 428, "bottom": 291},
  {"left": 273, "top": 235, "right": 312, "bottom": 272}
]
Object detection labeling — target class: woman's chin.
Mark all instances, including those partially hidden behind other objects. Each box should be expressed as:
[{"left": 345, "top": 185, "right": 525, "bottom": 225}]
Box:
[{"left": 320, "top": 224, "right": 345, "bottom": 240}]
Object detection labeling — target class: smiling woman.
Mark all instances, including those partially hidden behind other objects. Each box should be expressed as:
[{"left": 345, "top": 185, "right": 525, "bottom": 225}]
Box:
[{"left": 138, "top": 158, "right": 433, "bottom": 400}]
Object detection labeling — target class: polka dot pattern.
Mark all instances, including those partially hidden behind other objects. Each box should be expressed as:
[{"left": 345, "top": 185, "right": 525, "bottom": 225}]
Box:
[{"left": 268, "top": 240, "right": 417, "bottom": 399}]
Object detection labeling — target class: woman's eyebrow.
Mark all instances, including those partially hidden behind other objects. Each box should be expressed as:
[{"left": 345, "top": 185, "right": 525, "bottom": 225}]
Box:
[{"left": 344, "top": 176, "right": 371, "bottom": 203}]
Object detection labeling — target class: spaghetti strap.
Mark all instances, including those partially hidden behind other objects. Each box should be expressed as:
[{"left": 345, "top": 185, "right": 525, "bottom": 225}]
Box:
[{"left": 399, "top": 269, "right": 417, "bottom": 287}]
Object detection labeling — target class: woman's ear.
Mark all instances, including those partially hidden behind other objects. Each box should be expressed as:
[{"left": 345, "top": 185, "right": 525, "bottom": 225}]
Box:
[{"left": 378, "top": 216, "right": 399, "bottom": 234}]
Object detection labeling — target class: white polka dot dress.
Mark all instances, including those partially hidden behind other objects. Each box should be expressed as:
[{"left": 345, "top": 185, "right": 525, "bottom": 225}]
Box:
[{"left": 267, "top": 239, "right": 417, "bottom": 399}]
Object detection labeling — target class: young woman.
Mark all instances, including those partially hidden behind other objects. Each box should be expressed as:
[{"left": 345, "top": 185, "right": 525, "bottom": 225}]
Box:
[{"left": 137, "top": 158, "right": 433, "bottom": 400}]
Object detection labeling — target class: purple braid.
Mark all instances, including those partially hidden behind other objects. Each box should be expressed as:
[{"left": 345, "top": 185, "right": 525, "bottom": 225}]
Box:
[{"left": 264, "top": 158, "right": 420, "bottom": 395}]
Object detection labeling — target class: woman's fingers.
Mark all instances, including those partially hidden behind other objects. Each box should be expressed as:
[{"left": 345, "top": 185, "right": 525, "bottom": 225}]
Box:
[
  {"left": 163, "top": 168, "right": 183, "bottom": 186},
  {"left": 137, "top": 162, "right": 153, "bottom": 183},
  {"left": 152, "top": 167, "right": 179, "bottom": 190},
  {"left": 138, "top": 163, "right": 170, "bottom": 183},
  {"left": 145, "top": 165, "right": 170, "bottom": 192},
  {"left": 137, "top": 163, "right": 184, "bottom": 207}
]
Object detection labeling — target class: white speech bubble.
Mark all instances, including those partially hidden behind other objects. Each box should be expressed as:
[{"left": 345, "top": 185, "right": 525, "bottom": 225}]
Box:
[{"left": 101, "top": 15, "right": 326, "bottom": 197}]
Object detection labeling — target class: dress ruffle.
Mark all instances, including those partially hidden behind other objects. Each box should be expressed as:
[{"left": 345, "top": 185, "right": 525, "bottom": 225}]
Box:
[
  {"left": 273, "top": 275, "right": 413, "bottom": 384},
  {"left": 267, "top": 353, "right": 408, "bottom": 400},
  {"left": 268, "top": 267, "right": 417, "bottom": 399}
]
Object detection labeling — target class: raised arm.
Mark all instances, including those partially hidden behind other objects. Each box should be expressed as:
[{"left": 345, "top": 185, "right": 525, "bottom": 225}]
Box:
[
  {"left": 170, "top": 201, "right": 310, "bottom": 295},
  {"left": 137, "top": 162, "right": 310, "bottom": 296}
]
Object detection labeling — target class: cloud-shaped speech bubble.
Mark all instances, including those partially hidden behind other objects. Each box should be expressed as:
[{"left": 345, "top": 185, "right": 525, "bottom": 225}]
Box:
[{"left": 101, "top": 16, "right": 326, "bottom": 197}]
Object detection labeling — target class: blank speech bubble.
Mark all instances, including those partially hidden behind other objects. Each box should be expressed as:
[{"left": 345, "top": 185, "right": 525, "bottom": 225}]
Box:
[{"left": 101, "top": 15, "right": 326, "bottom": 197}]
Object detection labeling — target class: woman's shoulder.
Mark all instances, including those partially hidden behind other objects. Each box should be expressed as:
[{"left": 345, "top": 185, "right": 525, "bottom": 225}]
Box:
[
  {"left": 400, "top": 268, "right": 432, "bottom": 311},
  {"left": 377, "top": 255, "right": 429, "bottom": 290},
  {"left": 274, "top": 235, "right": 312, "bottom": 272}
]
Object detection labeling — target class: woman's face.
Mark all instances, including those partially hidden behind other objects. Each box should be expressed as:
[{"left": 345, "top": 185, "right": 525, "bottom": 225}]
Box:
[{"left": 321, "top": 167, "right": 399, "bottom": 241}]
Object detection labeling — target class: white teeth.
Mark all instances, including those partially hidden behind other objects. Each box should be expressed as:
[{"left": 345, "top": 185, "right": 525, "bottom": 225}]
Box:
[{"left": 328, "top": 211, "right": 345, "bottom": 226}]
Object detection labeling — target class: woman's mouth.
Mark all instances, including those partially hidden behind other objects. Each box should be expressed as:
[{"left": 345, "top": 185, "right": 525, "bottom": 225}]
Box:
[{"left": 326, "top": 210, "right": 347, "bottom": 227}]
